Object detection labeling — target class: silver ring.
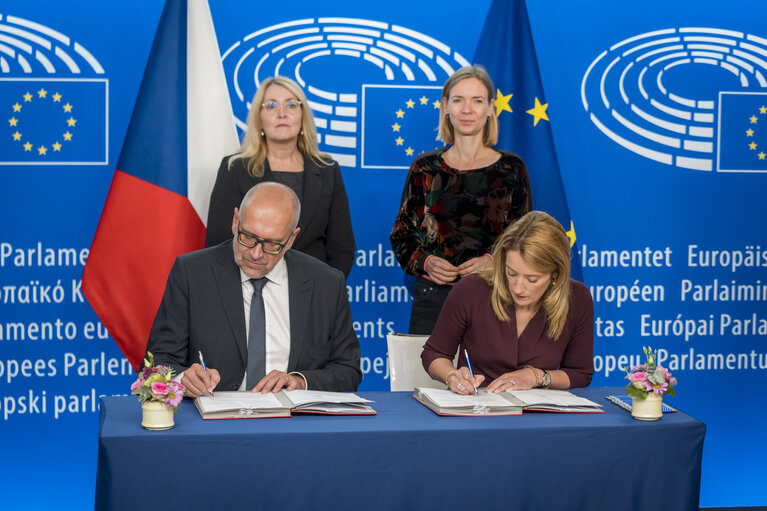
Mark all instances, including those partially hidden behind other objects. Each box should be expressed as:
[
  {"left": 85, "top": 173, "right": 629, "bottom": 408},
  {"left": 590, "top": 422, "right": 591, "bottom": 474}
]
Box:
[
  {"left": 457, "top": 383, "right": 464, "bottom": 390},
  {"left": 509, "top": 380, "right": 516, "bottom": 386}
]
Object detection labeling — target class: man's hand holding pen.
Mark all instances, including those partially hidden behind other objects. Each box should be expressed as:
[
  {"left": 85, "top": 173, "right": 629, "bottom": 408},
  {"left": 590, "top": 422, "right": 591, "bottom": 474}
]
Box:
[{"left": 181, "top": 363, "right": 220, "bottom": 398}]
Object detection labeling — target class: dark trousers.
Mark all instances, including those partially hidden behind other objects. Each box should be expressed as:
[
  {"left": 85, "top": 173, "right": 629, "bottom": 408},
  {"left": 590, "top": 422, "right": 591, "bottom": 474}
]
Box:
[{"left": 408, "top": 277, "right": 453, "bottom": 334}]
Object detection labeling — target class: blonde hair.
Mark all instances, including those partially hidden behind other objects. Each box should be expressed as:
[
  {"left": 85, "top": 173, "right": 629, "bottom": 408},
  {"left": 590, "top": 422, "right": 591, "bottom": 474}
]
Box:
[
  {"left": 480, "top": 211, "right": 572, "bottom": 339},
  {"left": 437, "top": 65, "right": 498, "bottom": 146},
  {"left": 229, "top": 76, "right": 331, "bottom": 177}
]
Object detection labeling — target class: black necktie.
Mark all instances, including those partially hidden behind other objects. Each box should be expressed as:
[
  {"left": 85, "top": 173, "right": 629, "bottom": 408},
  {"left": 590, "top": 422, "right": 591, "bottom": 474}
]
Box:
[{"left": 247, "top": 278, "right": 268, "bottom": 389}]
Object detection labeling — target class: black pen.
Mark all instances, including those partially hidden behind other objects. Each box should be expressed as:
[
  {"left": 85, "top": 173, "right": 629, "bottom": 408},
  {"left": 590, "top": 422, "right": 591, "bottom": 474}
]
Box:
[{"left": 198, "top": 350, "right": 214, "bottom": 399}]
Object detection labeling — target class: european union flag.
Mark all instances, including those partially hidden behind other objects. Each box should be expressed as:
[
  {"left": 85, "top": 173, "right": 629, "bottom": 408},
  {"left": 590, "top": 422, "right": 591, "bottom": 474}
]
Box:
[
  {"left": 1, "top": 78, "right": 107, "bottom": 165},
  {"left": 361, "top": 85, "right": 442, "bottom": 169},
  {"left": 717, "top": 91, "right": 767, "bottom": 173},
  {"left": 474, "top": 0, "right": 582, "bottom": 280}
]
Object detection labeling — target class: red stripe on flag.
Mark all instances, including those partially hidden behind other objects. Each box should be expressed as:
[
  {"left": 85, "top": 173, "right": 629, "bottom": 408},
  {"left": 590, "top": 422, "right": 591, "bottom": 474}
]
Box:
[{"left": 82, "top": 170, "right": 205, "bottom": 371}]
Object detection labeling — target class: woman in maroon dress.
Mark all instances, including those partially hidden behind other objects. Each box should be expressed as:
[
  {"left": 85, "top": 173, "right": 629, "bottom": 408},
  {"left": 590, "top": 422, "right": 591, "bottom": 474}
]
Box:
[{"left": 421, "top": 211, "right": 594, "bottom": 394}]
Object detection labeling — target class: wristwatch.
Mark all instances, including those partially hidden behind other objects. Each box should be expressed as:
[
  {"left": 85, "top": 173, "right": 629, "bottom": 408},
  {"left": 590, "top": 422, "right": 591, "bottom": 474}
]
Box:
[{"left": 541, "top": 370, "right": 551, "bottom": 389}]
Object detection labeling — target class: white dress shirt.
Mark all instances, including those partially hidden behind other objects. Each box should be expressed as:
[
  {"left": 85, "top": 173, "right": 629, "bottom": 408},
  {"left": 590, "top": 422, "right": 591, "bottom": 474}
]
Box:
[{"left": 238, "top": 257, "right": 293, "bottom": 390}]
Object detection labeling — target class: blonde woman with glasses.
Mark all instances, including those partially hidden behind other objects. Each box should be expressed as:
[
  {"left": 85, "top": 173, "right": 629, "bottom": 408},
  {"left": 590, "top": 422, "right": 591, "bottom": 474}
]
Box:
[{"left": 206, "top": 76, "right": 356, "bottom": 278}]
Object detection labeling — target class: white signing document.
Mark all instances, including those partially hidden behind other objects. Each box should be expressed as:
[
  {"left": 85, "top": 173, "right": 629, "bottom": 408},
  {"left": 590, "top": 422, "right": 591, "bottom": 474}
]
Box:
[
  {"left": 413, "top": 387, "right": 523, "bottom": 416},
  {"left": 505, "top": 389, "right": 604, "bottom": 413}
]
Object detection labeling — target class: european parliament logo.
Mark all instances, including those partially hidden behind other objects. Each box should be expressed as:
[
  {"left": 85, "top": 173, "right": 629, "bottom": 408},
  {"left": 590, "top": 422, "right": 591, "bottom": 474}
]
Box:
[
  {"left": 361, "top": 85, "right": 441, "bottom": 168},
  {"left": 221, "top": 17, "right": 468, "bottom": 169},
  {"left": 2, "top": 78, "right": 107, "bottom": 165},
  {"left": 581, "top": 27, "right": 767, "bottom": 174},
  {"left": 0, "top": 15, "right": 107, "bottom": 166},
  {"left": 718, "top": 92, "right": 767, "bottom": 172}
]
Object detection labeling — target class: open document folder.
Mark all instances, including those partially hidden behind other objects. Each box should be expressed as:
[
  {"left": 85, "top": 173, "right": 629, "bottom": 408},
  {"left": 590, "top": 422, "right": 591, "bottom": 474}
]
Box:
[
  {"left": 194, "top": 390, "right": 376, "bottom": 419},
  {"left": 413, "top": 387, "right": 604, "bottom": 416}
]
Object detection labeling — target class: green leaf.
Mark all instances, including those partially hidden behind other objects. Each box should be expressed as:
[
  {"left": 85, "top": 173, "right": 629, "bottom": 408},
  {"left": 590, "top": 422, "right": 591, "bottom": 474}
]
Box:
[{"left": 626, "top": 384, "right": 648, "bottom": 399}]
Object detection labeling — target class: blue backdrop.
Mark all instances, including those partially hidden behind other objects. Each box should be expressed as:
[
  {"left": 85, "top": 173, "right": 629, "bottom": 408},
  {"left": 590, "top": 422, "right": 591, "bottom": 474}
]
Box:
[{"left": 0, "top": 0, "right": 765, "bottom": 508}]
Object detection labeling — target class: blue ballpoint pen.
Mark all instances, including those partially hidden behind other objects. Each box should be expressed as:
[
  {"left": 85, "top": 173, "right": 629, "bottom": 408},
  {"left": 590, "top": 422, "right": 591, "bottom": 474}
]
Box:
[
  {"left": 198, "top": 350, "right": 214, "bottom": 399},
  {"left": 464, "top": 349, "right": 479, "bottom": 395}
]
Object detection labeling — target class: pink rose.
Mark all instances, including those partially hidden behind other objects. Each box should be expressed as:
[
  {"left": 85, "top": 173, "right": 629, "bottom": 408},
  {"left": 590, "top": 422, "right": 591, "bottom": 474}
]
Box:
[
  {"left": 130, "top": 379, "right": 144, "bottom": 392},
  {"left": 629, "top": 371, "right": 648, "bottom": 382},
  {"left": 150, "top": 381, "right": 170, "bottom": 398}
]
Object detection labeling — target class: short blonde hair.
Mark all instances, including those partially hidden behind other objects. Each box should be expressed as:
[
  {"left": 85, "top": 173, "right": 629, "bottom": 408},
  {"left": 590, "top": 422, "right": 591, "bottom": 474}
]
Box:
[
  {"left": 437, "top": 65, "right": 498, "bottom": 146},
  {"left": 229, "top": 76, "right": 330, "bottom": 177},
  {"left": 481, "top": 211, "right": 572, "bottom": 339}
]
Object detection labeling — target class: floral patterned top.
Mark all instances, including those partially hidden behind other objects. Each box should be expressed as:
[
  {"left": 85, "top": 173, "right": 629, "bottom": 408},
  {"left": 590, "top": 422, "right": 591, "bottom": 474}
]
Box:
[{"left": 390, "top": 147, "right": 532, "bottom": 276}]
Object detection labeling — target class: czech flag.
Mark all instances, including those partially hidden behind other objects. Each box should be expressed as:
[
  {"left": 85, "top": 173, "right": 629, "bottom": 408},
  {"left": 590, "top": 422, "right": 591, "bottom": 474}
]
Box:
[{"left": 82, "top": 0, "right": 239, "bottom": 371}]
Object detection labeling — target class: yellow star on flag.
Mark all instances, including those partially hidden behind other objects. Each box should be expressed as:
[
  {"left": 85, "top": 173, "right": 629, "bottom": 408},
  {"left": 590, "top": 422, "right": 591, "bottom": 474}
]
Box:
[
  {"left": 392, "top": 123, "right": 401, "bottom": 132},
  {"left": 405, "top": 147, "right": 414, "bottom": 156},
  {"left": 395, "top": 136, "right": 404, "bottom": 146},
  {"left": 23, "top": 92, "right": 32, "bottom": 102},
  {"left": 37, "top": 88, "right": 47, "bottom": 98},
  {"left": 495, "top": 88, "right": 513, "bottom": 117},
  {"left": 406, "top": 99, "right": 415, "bottom": 108},
  {"left": 749, "top": 141, "right": 757, "bottom": 150},
  {"left": 38, "top": 145, "right": 47, "bottom": 155},
  {"left": 67, "top": 117, "right": 77, "bottom": 127},
  {"left": 12, "top": 131, "right": 22, "bottom": 141},
  {"left": 747, "top": 129, "right": 755, "bottom": 137},
  {"left": 760, "top": 105, "right": 767, "bottom": 115},
  {"left": 395, "top": 109, "right": 405, "bottom": 118},
  {"left": 63, "top": 103, "right": 73, "bottom": 113},
  {"left": 432, "top": 100, "right": 441, "bottom": 109},
  {"left": 750, "top": 115, "right": 758, "bottom": 124},
  {"left": 760, "top": 152, "right": 766, "bottom": 160},
  {"left": 12, "top": 103, "right": 22, "bottom": 112},
  {"left": 565, "top": 220, "right": 576, "bottom": 248},
  {"left": 419, "top": 96, "right": 429, "bottom": 105},
  {"left": 63, "top": 131, "right": 73, "bottom": 141},
  {"left": 526, "top": 97, "right": 549, "bottom": 126},
  {"left": 9, "top": 117, "right": 18, "bottom": 126},
  {"left": 23, "top": 141, "right": 32, "bottom": 151},
  {"left": 53, "top": 141, "right": 62, "bottom": 151},
  {"left": 53, "top": 92, "right": 62, "bottom": 102}
]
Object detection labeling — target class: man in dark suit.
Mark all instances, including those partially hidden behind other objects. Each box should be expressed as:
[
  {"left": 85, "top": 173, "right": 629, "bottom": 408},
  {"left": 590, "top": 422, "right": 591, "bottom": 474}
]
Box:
[{"left": 146, "top": 182, "right": 361, "bottom": 397}]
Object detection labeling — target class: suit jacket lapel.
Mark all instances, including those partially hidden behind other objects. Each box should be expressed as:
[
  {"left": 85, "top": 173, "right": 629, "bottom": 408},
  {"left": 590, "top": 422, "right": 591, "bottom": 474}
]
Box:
[
  {"left": 212, "top": 243, "right": 248, "bottom": 365},
  {"left": 286, "top": 251, "right": 312, "bottom": 372},
  {"left": 297, "top": 156, "right": 321, "bottom": 231}
]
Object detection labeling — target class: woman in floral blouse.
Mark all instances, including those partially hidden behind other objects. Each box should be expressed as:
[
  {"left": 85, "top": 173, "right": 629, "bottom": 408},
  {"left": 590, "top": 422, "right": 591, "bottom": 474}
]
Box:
[{"left": 390, "top": 65, "right": 532, "bottom": 334}]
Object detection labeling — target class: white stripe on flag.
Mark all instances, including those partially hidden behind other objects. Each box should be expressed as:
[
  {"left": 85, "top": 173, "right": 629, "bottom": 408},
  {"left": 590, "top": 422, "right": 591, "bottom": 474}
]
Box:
[{"left": 187, "top": 0, "right": 240, "bottom": 225}]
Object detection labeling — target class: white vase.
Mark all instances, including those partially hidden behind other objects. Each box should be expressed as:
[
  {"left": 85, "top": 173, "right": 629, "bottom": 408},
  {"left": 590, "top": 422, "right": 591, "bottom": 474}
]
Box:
[
  {"left": 141, "top": 401, "right": 175, "bottom": 430},
  {"left": 631, "top": 393, "right": 663, "bottom": 420}
]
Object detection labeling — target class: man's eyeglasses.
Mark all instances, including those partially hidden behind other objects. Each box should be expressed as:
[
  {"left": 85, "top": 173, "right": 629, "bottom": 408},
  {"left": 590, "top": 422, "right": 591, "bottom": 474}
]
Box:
[
  {"left": 236, "top": 228, "right": 288, "bottom": 255},
  {"left": 261, "top": 99, "right": 302, "bottom": 115}
]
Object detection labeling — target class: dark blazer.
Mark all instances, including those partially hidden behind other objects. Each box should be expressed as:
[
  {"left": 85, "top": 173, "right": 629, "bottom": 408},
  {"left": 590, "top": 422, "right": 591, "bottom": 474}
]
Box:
[
  {"left": 205, "top": 154, "right": 356, "bottom": 277},
  {"left": 146, "top": 242, "right": 362, "bottom": 392}
]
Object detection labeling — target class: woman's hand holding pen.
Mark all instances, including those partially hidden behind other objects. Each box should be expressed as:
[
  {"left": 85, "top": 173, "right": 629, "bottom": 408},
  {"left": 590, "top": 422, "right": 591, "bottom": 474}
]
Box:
[
  {"left": 181, "top": 363, "right": 220, "bottom": 397},
  {"left": 446, "top": 367, "right": 484, "bottom": 395}
]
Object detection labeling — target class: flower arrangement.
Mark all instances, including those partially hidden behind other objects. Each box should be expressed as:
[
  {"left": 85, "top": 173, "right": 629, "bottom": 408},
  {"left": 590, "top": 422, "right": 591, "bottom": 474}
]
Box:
[
  {"left": 131, "top": 352, "right": 185, "bottom": 413},
  {"left": 625, "top": 346, "right": 677, "bottom": 399}
]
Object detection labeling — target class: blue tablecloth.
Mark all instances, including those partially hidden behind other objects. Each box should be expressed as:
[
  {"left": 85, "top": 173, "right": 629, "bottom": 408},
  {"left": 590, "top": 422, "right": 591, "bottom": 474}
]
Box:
[{"left": 95, "top": 387, "right": 705, "bottom": 510}]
